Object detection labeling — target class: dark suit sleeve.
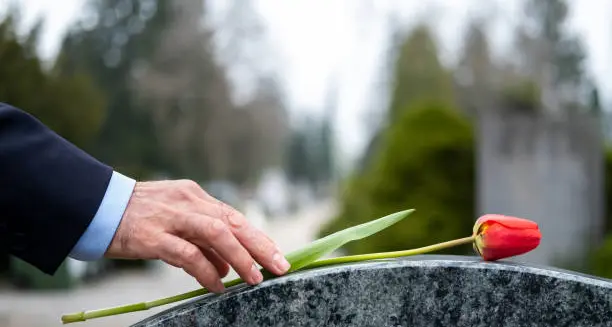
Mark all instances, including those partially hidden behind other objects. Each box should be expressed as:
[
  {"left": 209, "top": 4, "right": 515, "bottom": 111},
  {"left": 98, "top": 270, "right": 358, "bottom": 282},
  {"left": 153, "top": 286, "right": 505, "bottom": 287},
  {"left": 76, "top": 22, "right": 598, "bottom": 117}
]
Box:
[{"left": 0, "top": 102, "right": 113, "bottom": 275}]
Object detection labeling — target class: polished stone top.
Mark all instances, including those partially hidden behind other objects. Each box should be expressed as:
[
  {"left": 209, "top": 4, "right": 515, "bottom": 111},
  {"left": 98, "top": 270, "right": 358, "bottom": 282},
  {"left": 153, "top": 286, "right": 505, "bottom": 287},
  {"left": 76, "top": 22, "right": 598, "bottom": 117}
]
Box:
[{"left": 131, "top": 255, "right": 612, "bottom": 327}]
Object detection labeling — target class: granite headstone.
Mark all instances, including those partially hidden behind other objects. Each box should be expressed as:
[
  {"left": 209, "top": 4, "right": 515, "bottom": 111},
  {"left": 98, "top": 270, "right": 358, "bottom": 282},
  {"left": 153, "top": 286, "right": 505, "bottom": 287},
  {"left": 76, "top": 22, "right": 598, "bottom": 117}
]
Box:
[{"left": 131, "top": 255, "right": 612, "bottom": 327}]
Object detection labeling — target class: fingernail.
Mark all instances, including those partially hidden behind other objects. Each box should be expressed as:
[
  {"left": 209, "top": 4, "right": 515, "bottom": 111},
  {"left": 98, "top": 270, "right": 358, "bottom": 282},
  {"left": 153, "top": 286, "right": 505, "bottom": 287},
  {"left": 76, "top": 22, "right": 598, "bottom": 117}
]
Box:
[
  {"left": 251, "top": 264, "right": 263, "bottom": 284},
  {"left": 273, "top": 252, "right": 291, "bottom": 273}
]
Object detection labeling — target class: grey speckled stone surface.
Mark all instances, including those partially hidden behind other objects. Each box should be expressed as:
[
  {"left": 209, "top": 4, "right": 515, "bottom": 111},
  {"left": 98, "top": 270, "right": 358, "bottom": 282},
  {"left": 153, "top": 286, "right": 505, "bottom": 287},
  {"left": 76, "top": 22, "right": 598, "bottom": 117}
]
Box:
[{"left": 131, "top": 255, "right": 612, "bottom": 327}]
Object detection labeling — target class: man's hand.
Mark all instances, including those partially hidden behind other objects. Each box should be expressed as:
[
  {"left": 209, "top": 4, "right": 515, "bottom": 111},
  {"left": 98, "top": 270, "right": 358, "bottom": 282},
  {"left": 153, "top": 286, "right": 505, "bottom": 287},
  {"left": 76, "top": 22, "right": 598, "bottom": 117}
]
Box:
[{"left": 104, "top": 180, "right": 291, "bottom": 293}]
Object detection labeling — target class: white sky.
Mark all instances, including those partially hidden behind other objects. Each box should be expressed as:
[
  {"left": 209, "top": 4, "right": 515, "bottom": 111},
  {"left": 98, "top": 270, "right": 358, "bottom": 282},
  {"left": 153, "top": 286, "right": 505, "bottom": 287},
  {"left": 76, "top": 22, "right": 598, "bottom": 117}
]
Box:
[{"left": 2, "top": 0, "right": 611, "bottom": 165}]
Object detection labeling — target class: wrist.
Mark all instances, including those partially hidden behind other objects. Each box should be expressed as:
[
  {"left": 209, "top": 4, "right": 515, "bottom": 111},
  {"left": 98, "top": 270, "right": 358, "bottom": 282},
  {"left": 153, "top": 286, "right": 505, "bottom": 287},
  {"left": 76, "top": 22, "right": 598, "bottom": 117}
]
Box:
[
  {"left": 104, "top": 181, "right": 145, "bottom": 259},
  {"left": 69, "top": 172, "right": 136, "bottom": 261}
]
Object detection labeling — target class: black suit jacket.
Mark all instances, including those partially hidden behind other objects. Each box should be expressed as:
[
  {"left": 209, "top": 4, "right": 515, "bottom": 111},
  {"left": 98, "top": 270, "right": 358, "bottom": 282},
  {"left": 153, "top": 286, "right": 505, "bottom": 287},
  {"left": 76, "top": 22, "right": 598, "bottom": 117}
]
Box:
[{"left": 0, "top": 102, "right": 113, "bottom": 275}]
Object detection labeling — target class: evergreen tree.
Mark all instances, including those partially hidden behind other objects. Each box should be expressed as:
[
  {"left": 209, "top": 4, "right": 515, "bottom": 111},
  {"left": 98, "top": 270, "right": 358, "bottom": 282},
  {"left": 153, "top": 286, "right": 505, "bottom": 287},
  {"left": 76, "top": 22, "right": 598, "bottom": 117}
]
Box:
[
  {"left": 59, "top": 0, "right": 289, "bottom": 184},
  {"left": 517, "top": 0, "right": 587, "bottom": 108},
  {"left": 57, "top": 0, "right": 174, "bottom": 178},
  {"left": 0, "top": 11, "right": 105, "bottom": 148},
  {"left": 387, "top": 24, "right": 454, "bottom": 120},
  {"left": 321, "top": 24, "right": 473, "bottom": 255},
  {"left": 454, "top": 19, "right": 496, "bottom": 116},
  {"left": 320, "top": 102, "right": 475, "bottom": 255},
  {"left": 361, "top": 24, "right": 454, "bottom": 171}
]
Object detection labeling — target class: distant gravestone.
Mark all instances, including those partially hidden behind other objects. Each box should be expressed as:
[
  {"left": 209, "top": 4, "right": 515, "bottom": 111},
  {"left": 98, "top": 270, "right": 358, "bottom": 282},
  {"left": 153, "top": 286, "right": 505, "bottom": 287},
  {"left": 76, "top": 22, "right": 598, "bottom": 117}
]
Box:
[
  {"left": 477, "top": 110, "right": 604, "bottom": 267},
  {"left": 131, "top": 256, "right": 612, "bottom": 327}
]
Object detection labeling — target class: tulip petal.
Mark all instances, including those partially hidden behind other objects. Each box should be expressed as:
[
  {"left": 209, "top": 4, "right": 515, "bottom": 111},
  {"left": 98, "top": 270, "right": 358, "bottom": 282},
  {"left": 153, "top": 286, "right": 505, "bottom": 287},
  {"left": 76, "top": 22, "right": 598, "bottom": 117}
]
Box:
[
  {"left": 475, "top": 214, "right": 539, "bottom": 232},
  {"left": 477, "top": 222, "right": 541, "bottom": 261},
  {"left": 473, "top": 214, "right": 542, "bottom": 261}
]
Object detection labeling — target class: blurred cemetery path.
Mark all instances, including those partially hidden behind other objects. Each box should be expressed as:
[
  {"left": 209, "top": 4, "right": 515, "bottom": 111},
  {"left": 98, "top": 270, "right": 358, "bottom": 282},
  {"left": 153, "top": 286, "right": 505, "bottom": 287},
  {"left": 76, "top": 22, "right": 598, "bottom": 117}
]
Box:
[{"left": 0, "top": 199, "right": 337, "bottom": 327}]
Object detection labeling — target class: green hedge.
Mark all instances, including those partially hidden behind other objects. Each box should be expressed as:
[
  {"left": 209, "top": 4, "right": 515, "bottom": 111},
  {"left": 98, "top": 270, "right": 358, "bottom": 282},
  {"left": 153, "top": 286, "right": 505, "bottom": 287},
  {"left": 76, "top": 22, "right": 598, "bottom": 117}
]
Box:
[
  {"left": 588, "top": 235, "right": 612, "bottom": 279},
  {"left": 320, "top": 101, "right": 475, "bottom": 255},
  {"left": 587, "top": 147, "right": 612, "bottom": 278}
]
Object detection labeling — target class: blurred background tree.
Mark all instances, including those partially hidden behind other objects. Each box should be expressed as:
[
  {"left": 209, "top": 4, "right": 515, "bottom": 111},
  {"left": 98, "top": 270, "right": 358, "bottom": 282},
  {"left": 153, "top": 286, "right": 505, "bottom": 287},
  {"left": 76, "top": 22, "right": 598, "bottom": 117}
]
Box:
[
  {"left": 514, "top": 0, "right": 587, "bottom": 111},
  {"left": 54, "top": 0, "right": 291, "bottom": 187},
  {"left": 589, "top": 147, "right": 612, "bottom": 278},
  {"left": 285, "top": 113, "right": 334, "bottom": 189},
  {"left": 0, "top": 10, "right": 106, "bottom": 148},
  {"left": 386, "top": 24, "right": 455, "bottom": 120},
  {"left": 126, "top": 0, "right": 236, "bottom": 182},
  {"left": 320, "top": 101, "right": 475, "bottom": 255},
  {"left": 454, "top": 18, "right": 496, "bottom": 117},
  {"left": 56, "top": 0, "right": 174, "bottom": 179},
  {"left": 319, "top": 23, "right": 474, "bottom": 255}
]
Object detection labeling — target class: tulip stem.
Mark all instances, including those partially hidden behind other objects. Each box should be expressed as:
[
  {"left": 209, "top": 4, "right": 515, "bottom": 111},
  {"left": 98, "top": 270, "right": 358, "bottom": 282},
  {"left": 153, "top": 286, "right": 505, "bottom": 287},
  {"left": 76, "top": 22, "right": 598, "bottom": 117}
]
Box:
[
  {"left": 304, "top": 235, "right": 476, "bottom": 269},
  {"left": 60, "top": 278, "right": 245, "bottom": 324},
  {"left": 60, "top": 235, "right": 475, "bottom": 324}
]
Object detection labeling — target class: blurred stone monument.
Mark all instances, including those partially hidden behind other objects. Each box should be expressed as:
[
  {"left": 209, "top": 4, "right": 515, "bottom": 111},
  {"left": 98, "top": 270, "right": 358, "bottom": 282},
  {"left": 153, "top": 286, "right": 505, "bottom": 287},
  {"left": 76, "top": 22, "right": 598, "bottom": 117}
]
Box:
[{"left": 477, "top": 109, "right": 605, "bottom": 267}]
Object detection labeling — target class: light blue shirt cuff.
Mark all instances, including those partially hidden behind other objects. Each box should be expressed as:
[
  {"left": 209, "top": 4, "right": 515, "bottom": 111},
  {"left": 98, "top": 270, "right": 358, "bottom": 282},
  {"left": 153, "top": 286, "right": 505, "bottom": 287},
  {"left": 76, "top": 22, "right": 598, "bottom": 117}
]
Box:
[{"left": 69, "top": 171, "right": 136, "bottom": 261}]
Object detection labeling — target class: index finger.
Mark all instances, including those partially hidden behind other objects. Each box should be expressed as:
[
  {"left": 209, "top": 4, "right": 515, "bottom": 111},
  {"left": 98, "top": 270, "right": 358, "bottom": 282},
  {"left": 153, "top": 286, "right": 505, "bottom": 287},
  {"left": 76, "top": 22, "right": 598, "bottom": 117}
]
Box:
[
  {"left": 156, "top": 234, "right": 225, "bottom": 293},
  {"left": 178, "top": 214, "right": 264, "bottom": 286},
  {"left": 215, "top": 201, "right": 291, "bottom": 276}
]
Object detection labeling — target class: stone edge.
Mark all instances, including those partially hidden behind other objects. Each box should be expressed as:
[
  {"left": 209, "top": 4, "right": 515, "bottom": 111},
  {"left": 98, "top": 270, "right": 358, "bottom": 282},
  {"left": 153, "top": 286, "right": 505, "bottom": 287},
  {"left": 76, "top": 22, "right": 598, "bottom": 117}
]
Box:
[{"left": 131, "top": 255, "right": 612, "bottom": 326}]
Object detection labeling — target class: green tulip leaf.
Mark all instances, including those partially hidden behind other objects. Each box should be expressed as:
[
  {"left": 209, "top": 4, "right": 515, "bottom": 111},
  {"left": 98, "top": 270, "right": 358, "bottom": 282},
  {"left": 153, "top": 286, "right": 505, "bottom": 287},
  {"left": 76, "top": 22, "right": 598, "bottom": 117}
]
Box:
[{"left": 282, "top": 208, "right": 414, "bottom": 273}]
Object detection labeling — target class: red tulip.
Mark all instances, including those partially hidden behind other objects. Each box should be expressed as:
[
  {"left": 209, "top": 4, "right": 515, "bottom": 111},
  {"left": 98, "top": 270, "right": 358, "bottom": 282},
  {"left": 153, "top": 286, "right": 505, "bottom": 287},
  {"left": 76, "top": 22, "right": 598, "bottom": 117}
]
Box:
[{"left": 472, "top": 214, "right": 541, "bottom": 261}]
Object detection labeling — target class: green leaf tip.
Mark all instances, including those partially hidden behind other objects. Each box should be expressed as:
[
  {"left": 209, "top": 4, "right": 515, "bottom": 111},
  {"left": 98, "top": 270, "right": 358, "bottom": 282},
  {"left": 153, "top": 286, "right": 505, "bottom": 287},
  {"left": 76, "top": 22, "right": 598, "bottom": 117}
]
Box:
[{"left": 283, "top": 208, "right": 415, "bottom": 272}]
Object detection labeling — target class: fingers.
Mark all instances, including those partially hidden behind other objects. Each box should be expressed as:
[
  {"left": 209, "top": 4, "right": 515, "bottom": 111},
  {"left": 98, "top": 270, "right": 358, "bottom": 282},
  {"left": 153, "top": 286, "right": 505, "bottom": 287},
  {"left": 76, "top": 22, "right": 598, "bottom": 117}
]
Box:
[
  {"left": 163, "top": 179, "right": 291, "bottom": 284},
  {"left": 118, "top": 180, "right": 287, "bottom": 292},
  {"left": 214, "top": 202, "right": 291, "bottom": 276},
  {"left": 181, "top": 216, "right": 265, "bottom": 285},
  {"left": 157, "top": 234, "right": 225, "bottom": 293},
  {"left": 177, "top": 181, "right": 290, "bottom": 276},
  {"left": 201, "top": 247, "right": 230, "bottom": 278}
]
